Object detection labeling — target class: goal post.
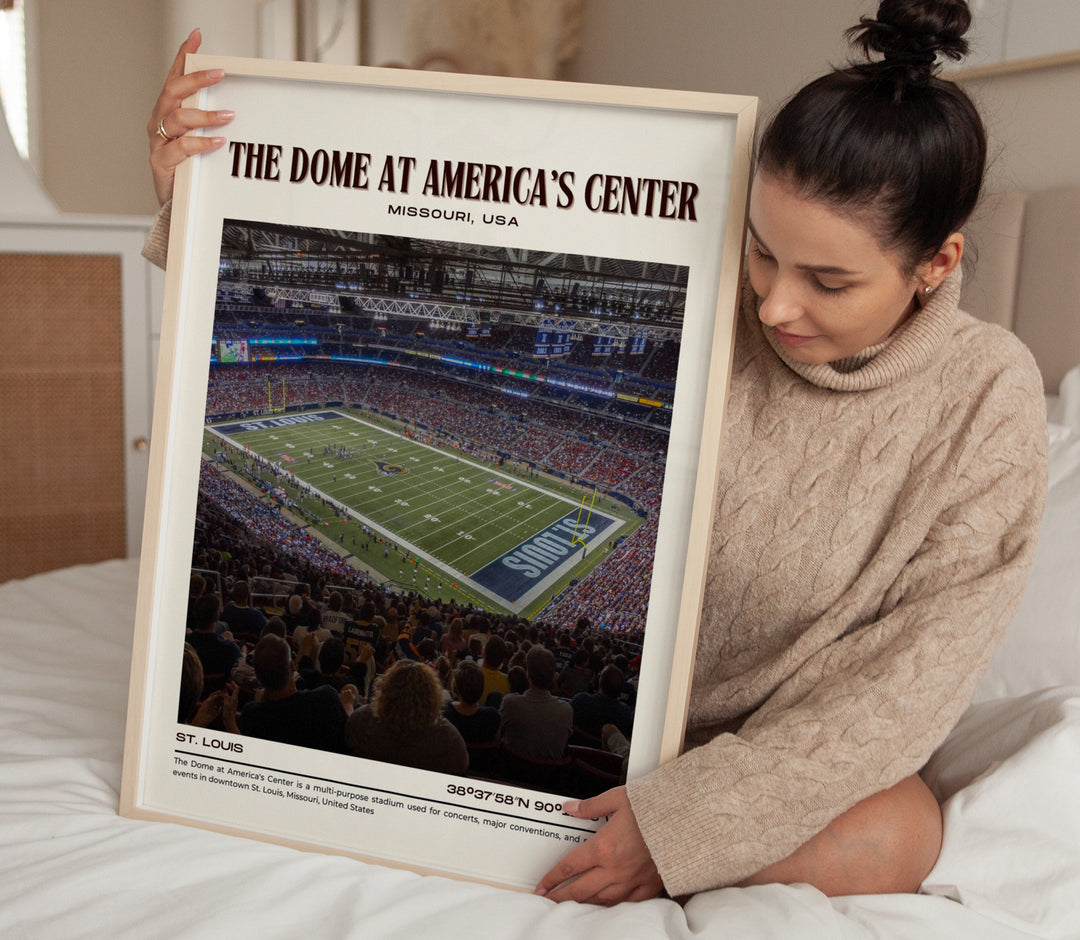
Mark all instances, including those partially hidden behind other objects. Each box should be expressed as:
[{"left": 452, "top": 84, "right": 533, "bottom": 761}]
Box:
[{"left": 267, "top": 377, "right": 286, "bottom": 413}]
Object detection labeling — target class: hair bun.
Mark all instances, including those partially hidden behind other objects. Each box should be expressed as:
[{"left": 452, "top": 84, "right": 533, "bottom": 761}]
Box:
[{"left": 847, "top": 0, "right": 972, "bottom": 78}]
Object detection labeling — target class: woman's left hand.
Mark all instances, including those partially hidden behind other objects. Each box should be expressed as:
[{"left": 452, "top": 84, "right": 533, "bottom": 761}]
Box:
[
  {"left": 534, "top": 786, "right": 663, "bottom": 905},
  {"left": 147, "top": 27, "right": 234, "bottom": 206}
]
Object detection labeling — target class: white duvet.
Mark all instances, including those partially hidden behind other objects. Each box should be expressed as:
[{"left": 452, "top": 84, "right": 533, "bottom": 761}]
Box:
[{"left": 0, "top": 558, "right": 1077, "bottom": 939}]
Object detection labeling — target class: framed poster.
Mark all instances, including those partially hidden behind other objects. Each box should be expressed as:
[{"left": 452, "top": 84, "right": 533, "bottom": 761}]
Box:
[{"left": 120, "top": 55, "right": 756, "bottom": 890}]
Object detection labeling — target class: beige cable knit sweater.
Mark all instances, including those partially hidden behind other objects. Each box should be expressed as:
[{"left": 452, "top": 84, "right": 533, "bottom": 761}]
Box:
[
  {"left": 142, "top": 200, "right": 171, "bottom": 271},
  {"left": 626, "top": 268, "right": 1047, "bottom": 895}
]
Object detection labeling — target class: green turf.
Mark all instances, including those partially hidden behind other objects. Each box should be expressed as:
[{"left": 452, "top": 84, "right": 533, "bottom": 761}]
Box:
[{"left": 204, "top": 408, "right": 642, "bottom": 616}]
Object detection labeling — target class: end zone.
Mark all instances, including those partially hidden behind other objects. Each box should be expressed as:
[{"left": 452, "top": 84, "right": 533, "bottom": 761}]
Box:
[{"left": 471, "top": 511, "right": 622, "bottom": 604}]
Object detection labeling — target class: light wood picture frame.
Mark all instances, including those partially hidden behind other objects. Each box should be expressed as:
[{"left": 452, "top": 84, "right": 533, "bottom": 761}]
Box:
[{"left": 120, "top": 54, "right": 756, "bottom": 890}]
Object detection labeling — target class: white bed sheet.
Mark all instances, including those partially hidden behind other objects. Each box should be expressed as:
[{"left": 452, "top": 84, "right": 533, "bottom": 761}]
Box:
[
  {"left": 1, "top": 559, "right": 1078, "bottom": 939},
  {"left": 975, "top": 364, "right": 1080, "bottom": 704}
]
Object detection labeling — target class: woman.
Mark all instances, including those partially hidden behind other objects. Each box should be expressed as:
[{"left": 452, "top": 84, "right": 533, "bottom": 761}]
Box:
[
  {"left": 438, "top": 616, "right": 468, "bottom": 662},
  {"left": 146, "top": 0, "right": 1046, "bottom": 904},
  {"left": 345, "top": 659, "right": 468, "bottom": 774},
  {"left": 533, "top": 1, "right": 1046, "bottom": 903}
]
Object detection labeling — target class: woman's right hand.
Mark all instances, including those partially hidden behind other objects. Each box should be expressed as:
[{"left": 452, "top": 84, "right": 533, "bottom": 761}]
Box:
[
  {"left": 534, "top": 786, "right": 663, "bottom": 905},
  {"left": 147, "top": 27, "right": 235, "bottom": 206}
]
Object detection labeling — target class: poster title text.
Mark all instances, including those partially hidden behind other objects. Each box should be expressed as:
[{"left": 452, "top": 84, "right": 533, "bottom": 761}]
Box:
[{"left": 228, "top": 141, "right": 700, "bottom": 221}]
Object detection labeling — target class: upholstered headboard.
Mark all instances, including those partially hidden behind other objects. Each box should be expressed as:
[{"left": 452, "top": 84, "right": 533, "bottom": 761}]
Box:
[{"left": 961, "top": 187, "right": 1080, "bottom": 394}]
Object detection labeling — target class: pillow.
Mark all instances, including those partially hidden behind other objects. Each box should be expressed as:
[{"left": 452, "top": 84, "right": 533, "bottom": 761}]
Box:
[
  {"left": 1046, "top": 360, "right": 1080, "bottom": 430},
  {"left": 973, "top": 364, "right": 1080, "bottom": 702},
  {"left": 921, "top": 687, "right": 1080, "bottom": 937}
]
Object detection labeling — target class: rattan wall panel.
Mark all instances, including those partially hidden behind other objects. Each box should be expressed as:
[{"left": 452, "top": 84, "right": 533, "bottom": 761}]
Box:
[{"left": 0, "top": 254, "right": 125, "bottom": 581}]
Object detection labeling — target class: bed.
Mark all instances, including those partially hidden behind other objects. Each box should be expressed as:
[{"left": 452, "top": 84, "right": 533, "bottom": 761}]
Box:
[{"left": 3, "top": 192, "right": 1080, "bottom": 938}]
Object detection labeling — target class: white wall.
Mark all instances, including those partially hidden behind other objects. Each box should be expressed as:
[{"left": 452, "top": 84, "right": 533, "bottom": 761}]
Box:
[
  {"left": 565, "top": 0, "right": 1080, "bottom": 196},
  {"left": 32, "top": 0, "right": 358, "bottom": 216},
  {"left": 564, "top": 0, "right": 856, "bottom": 112},
  {"left": 162, "top": 1, "right": 265, "bottom": 62},
  {"left": 960, "top": 60, "right": 1080, "bottom": 193},
  {"left": 28, "top": 0, "right": 1080, "bottom": 216},
  {"left": 35, "top": 0, "right": 164, "bottom": 216},
  {"left": 162, "top": 0, "right": 361, "bottom": 65},
  {"left": 969, "top": 0, "right": 1080, "bottom": 66}
]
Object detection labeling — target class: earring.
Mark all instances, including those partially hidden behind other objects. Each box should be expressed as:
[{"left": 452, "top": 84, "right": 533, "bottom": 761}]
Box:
[{"left": 923, "top": 285, "right": 933, "bottom": 294}]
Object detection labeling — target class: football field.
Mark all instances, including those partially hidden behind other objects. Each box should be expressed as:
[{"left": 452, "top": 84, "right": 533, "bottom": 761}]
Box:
[{"left": 206, "top": 409, "right": 637, "bottom": 615}]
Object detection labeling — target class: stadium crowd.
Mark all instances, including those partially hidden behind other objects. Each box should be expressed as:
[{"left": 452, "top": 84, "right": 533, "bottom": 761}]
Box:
[
  {"left": 206, "top": 361, "right": 666, "bottom": 501},
  {"left": 184, "top": 458, "right": 643, "bottom": 796},
  {"left": 189, "top": 294, "right": 687, "bottom": 788},
  {"left": 204, "top": 344, "right": 673, "bottom": 628}
]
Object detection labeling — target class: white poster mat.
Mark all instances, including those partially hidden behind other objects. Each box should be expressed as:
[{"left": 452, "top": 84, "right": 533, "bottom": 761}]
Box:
[{"left": 122, "top": 57, "right": 756, "bottom": 890}]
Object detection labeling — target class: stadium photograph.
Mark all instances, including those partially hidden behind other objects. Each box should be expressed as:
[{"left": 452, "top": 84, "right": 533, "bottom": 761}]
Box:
[{"left": 182, "top": 218, "right": 689, "bottom": 797}]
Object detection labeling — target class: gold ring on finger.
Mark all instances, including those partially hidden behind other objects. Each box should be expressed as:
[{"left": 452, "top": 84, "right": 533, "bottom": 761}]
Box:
[{"left": 157, "top": 117, "right": 181, "bottom": 142}]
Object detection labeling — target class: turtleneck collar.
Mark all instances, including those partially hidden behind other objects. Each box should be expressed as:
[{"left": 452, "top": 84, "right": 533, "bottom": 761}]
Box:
[{"left": 752, "top": 267, "right": 964, "bottom": 392}]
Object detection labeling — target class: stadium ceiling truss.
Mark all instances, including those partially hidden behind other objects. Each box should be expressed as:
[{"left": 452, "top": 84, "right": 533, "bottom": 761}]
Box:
[
  {"left": 224, "top": 285, "right": 684, "bottom": 342},
  {"left": 217, "top": 221, "right": 689, "bottom": 341}
]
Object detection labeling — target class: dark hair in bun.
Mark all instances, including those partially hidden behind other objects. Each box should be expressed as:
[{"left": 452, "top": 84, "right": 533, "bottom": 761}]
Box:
[
  {"left": 757, "top": 0, "right": 985, "bottom": 273},
  {"left": 848, "top": 0, "right": 971, "bottom": 89}
]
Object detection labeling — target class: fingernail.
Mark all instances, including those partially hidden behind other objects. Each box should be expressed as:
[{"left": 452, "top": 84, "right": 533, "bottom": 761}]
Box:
[
  {"left": 534, "top": 886, "right": 548, "bottom": 897},
  {"left": 218, "top": 110, "right": 236, "bottom": 121},
  {"left": 208, "top": 69, "right": 225, "bottom": 79},
  {"left": 561, "top": 800, "right": 579, "bottom": 814},
  {"left": 208, "top": 137, "right": 227, "bottom": 147}
]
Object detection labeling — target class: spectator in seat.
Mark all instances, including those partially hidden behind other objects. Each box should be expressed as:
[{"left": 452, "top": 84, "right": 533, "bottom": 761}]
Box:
[
  {"left": 445, "top": 659, "right": 500, "bottom": 777},
  {"left": 571, "top": 665, "right": 635, "bottom": 742},
  {"left": 434, "top": 655, "right": 453, "bottom": 700},
  {"left": 291, "top": 584, "right": 323, "bottom": 630},
  {"left": 412, "top": 607, "right": 442, "bottom": 644},
  {"left": 444, "top": 660, "right": 501, "bottom": 747},
  {"left": 221, "top": 580, "right": 268, "bottom": 637},
  {"left": 507, "top": 664, "right": 529, "bottom": 695},
  {"left": 464, "top": 634, "right": 484, "bottom": 663},
  {"left": 417, "top": 637, "right": 438, "bottom": 666},
  {"left": 480, "top": 634, "right": 510, "bottom": 705},
  {"left": 239, "top": 634, "right": 355, "bottom": 753},
  {"left": 297, "top": 635, "right": 348, "bottom": 692},
  {"left": 187, "top": 592, "right": 242, "bottom": 692},
  {"left": 498, "top": 646, "right": 572, "bottom": 760},
  {"left": 282, "top": 594, "right": 306, "bottom": 635},
  {"left": 342, "top": 602, "right": 384, "bottom": 666},
  {"left": 320, "top": 591, "right": 352, "bottom": 635},
  {"left": 439, "top": 617, "right": 468, "bottom": 662},
  {"left": 186, "top": 572, "right": 206, "bottom": 630},
  {"left": 346, "top": 660, "right": 468, "bottom": 774},
  {"left": 179, "top": 642, "right": 239, "bottom": 729},
  {"left": 558, "top": 648, "right": 594, "bottom": 699},
  {"left": 229, "top": 617, "right": 287, "bottom": 693},
  {"left": 342, "top": 601, "right": 383, "bottom": 696}
]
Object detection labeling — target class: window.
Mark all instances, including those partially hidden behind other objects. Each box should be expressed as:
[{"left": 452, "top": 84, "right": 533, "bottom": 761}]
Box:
[{"left": 0, "top": 0, "right": 28, "bottom": 161}]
